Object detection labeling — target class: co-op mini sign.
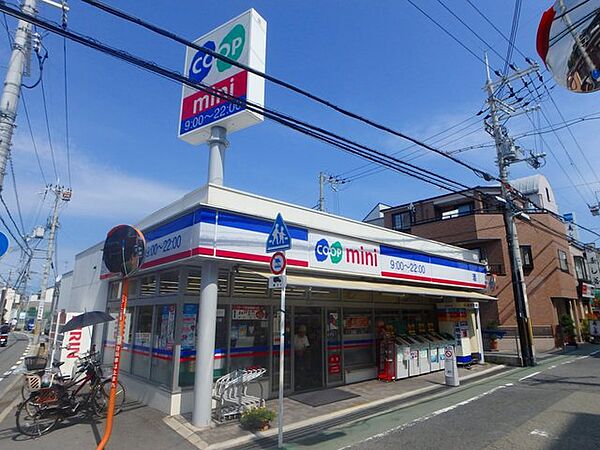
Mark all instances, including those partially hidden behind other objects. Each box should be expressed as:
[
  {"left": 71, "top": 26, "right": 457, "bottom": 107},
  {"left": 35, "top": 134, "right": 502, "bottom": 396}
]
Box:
[{"left": 178, "top": 9, "right": 267, "bottom": 145}]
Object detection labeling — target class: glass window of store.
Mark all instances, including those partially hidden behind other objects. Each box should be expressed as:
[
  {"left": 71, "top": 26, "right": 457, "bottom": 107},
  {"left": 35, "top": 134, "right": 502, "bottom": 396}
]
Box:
[
  {"left": 178, "top": 304, "right": 229, "bottom": 387},
  {"left": 108, "top": 281, "right": 120, "bottom": 301},
  {"left": 102, "top": 308, "right": 119, "bottom": 367},
  {"left": 159, "top": 271, "right": 179, "bottom": 295},
  {"left": 121, "top": 307, "right": 134, "bottom": 373},
  {"left": 326, "top": 308, "right": 343, "bottom": 385},
  {"left": 230, "top": 305, "right": 269, "bottom": 373},
  {"left": 151, "top": 304, "right": 176, "bottom": 386},
  {"left": 342, "top": 309, "right": 374, "bottom": 368},
  {"left": 271, "top": 307, "right": 291, "bottom": 392},
  {"left": 132, "top": 306, "right": 153, "bottom": 378}
]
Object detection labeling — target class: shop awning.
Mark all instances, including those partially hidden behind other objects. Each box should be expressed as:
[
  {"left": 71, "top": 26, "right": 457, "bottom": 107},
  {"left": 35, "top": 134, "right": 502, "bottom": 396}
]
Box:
[{"left": 253, "top": 271, "right": 496, "bottom": 301}]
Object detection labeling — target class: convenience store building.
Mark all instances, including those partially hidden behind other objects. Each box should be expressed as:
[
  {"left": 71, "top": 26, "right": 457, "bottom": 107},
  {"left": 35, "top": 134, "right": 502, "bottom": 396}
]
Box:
[{"left": 58, "top": 182, "right": 493, "bottom": 422}]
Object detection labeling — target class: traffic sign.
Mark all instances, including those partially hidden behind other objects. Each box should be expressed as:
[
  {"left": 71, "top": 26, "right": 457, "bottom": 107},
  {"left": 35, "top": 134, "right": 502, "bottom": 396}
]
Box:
[
  {"left": 0, "top": 231, "right": 8, "bottom": 258},
  {"left": 270, "top": 252, "right": 287, "bottom": 275},
  {"left": 266, "top": 213, "right": 292, "bottom": 253},
  {"left": 444, "top": 349, "right": 453, "bottom": 359},
  {"left": 269, "top": 275, "right": 287, "bottom": 289}
]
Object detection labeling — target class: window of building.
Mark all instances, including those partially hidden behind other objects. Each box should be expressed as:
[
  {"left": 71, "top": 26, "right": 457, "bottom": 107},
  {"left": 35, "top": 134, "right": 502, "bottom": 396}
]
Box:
[
  {"left": 558, "top": 249, "right": 569, "bottom": 272},
  {"left": 159, "top": 271, "right": 179, "bottom": 295},
  {"left": 140, "top": 275, "right": 157, "bottom": 297},
  {"left": 342, "top": 309, "right": 374, "bottom": 368},
  {"left": 132, "top": 306, "right": 153, "bottom": 378},
  {"left": 441, "top": 203, "right": 473, "bottom": 220},
  {"left": 391, "top": 211, "right": 411, "bottom": 231},
  {"left": 520, "top": 246, "right": 533, "bottom": 270},
  {"left": 229, "top": 305, "right": 269, "bottom": 373},
  {"left": 150, "top": 304, "right": 176, "bottom": 386},
  {"left": 574, "top": 256, "right": 588, "bottom": 281},
  {"left": 108, "top": 281, "right": 121, "bottom": 301}
]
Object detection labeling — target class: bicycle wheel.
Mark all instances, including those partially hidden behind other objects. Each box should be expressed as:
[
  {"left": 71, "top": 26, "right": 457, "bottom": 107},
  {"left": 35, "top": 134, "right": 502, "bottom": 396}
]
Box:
[
  {"left": 93, "top": 379, "right": 126, "bottom": 416},
  {"left": 21, "top": 382, "right": 31, "bottom": 400},
  {"left": 16, "top": 398, "right": 59, "bottom": 437}
]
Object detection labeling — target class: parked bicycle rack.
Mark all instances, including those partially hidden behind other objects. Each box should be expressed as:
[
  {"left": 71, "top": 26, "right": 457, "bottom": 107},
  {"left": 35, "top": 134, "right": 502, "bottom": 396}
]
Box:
[{"left": 212, "top": 368, "right": 266, "bottom": 423}]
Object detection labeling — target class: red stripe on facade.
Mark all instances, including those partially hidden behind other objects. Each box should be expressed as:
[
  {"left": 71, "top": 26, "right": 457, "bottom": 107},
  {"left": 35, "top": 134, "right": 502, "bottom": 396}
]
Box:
[
  {"left": 381, "top": 271, "right": 485, "bottom": 289},
  {"left": 192, "top": 246, "right": 214, "bottom": 256},
  {"left": 215, "top": 249, "right": 308, "bottom": 267}
]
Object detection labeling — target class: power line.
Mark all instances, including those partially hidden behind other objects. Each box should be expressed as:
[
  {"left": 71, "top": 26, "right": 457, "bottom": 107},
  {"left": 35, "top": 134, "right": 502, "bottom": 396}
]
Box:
[
  {"left": 80, "top": 0, "right": 495, "bottom": 183},
  {"left": 40, "top": 76, "right": 59, "bottom": 182},
  {"left": 21, "top": 93, "right": 48, "bottom": 185},
  {"left": 62, "top": 35, "right": 72, "bottom": 187},
  {"left": 8, "top": 156, "right": 25, "bottom": 234}
]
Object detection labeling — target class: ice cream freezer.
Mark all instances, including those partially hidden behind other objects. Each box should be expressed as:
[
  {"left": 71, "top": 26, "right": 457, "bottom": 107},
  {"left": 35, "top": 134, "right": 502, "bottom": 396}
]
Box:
[{"left": 394, "top": 338, "right": 410, "bottom": 379}]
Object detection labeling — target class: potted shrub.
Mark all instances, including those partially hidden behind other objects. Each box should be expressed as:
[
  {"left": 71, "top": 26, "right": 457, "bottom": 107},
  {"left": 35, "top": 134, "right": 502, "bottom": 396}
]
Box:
[
  {"left": 486, "top": 320, "right": 500, "bottom": 351},
  {"left": 240, "top": 407, "right": 276, "bottom": 432},
  {"left": 560, "top": 314, "right": 577, "bottom": 346}
]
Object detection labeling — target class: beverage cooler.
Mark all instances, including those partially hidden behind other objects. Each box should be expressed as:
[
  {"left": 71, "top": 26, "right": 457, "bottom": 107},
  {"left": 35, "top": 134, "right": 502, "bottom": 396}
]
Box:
[
  {"left": 398, "top": 334, "right": 420, "bottom": 376},
  {"left": 421, "top": 334, "right": 444, "bottom": 372},
  {"left": 410, "top": 335, "right": 431, "bottom": 374},
  {"left": 395, "top": 337, "right": 410, "bottom": 379}
]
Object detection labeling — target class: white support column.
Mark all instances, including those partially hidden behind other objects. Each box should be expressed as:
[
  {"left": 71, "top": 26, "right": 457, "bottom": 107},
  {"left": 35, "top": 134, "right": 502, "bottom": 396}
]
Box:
[
  {"left": 207, "top": 126, "right": 228, "bottom": 186},
  {"left": 192, "top": 260, "right": 218, "bottom": 428}
]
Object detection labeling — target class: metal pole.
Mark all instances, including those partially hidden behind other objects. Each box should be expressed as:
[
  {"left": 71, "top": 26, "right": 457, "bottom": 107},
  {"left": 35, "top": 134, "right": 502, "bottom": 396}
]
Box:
[
  {"left": 0, "top": 0, "right": 37, "bottom": 191},
  {"left": 485, "top": 55, "right": 535, "bottom": 367},
  {"left": 277, "top": 264, "right": 286, "bottom": 449},
  {"left": 34, "top": 186, "right": 60, "bottom": 341},
  {"left": 207, "top": 126, "right": 228, "bottom": 186},
  {"left": 97, "top": 277, "right": 129, "bottom": 450},
  {"left": 318, "top": 172, "right": 325, "bottom": 212}
]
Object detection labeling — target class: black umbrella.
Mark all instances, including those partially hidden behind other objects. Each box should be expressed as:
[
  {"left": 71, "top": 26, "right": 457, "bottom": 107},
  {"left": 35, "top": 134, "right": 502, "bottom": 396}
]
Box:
[{"left": 60, "top": 311, "right": 115, "bottom": 333}]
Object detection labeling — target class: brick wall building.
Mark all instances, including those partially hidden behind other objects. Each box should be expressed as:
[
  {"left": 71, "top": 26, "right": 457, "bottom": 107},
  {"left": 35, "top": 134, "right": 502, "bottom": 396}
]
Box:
[{"left": 377, "top": 178, "right": 586, "bottom": 351}]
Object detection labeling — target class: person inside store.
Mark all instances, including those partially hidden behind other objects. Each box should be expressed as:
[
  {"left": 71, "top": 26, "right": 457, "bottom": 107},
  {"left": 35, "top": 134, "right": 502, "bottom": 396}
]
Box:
[{"left": 294, "top": 324, "right": 311, "bottom": 388}]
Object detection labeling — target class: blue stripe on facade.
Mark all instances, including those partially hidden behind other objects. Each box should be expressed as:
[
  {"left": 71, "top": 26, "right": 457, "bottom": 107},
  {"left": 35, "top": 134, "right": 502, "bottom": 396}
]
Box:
[
  {"left": 196, "top": 208, "right": 216, "bottom": 224},
  {"left": 380, "top": 245, "right": 485, "bottom": 273},
  {"left": 457, "top": 355, "right": 473, "bottom": 363},
  {"left": 218, "top": 211, "right": 308, "bottom": 241},
  {"left": 144, "top": 211, "right": 195, "bottom": 241}
]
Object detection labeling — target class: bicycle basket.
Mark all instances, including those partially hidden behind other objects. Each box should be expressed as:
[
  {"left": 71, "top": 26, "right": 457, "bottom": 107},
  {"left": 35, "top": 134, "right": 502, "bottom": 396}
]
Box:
[
  {"left": 25, "top": 374, "right": 42, "bottom": 392},
  {"left": 34, "top": 387, "right": 60, "bottom": 405},
  {"left": 24, "top": 356, "right": 47, "bottom": 371}
]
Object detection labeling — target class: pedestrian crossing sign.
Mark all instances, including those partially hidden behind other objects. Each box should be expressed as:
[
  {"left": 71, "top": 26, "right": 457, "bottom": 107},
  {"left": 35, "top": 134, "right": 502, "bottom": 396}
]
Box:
[{"left": 266, "top": 213, "right": 292, "bottom": 253}]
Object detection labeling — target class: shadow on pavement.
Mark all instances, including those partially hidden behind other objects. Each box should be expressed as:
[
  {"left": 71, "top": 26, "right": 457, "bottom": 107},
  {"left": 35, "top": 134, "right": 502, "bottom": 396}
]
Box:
[{"left": 548, "top": 412, "right": 600, "bottom": 449}]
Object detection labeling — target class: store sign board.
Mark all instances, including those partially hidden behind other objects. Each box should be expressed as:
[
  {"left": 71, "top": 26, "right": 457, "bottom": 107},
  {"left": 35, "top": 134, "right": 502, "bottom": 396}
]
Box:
[
  {"left": 178, "top": 9, "right": 266, "bottom": 145},
  {"left": 581, "top": 282, "right": 595, "bottom": 298},
  {"left": 586, "top": 248, "right": 600, "bottom": 288}
]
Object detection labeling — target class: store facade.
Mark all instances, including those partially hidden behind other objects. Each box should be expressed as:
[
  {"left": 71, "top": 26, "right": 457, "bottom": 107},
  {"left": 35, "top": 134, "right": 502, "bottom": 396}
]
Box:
[{"left": 60, "top": 183, "right": 493, "bottom": 417}]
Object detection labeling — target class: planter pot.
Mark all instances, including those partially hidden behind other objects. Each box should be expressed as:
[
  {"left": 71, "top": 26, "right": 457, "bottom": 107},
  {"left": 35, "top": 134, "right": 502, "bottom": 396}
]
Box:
[
  {"left": 489, "top": 339, "right": 499, "bottom": 351},
  {"left": 260, "top": 422, "right": 270, "bottom": 432}
]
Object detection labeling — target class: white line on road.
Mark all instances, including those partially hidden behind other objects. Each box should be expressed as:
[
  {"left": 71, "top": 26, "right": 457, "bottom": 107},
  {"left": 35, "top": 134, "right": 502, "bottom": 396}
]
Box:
[
  {"left": 10, "top": 365, "right": 17, "bottom": 370},
  {"left": 591, "top": 350, "right": 600, "bottom": 356},
  {"left": 577, "top": 355, "right": 589, "bottom": 360},
  {"left": 519, "top": 371, "right": 541, "bottom": 382},
  {"left": 548, "top": 365, "right": 557, "bottom": 369},
  {"left": 530, "top": 429, "right": 550, "bottom": 438},
  {"left": 0, "top": 378, "right": 3, "bottom": 382},
  {"left": 0, "top": 397, "right": 21, "bottom": 425},
  {"left": 2, "top": 371, "right": 10, "bottom": 377},
  {"left": 338, "top": 383, "right": 514, "bottom": 449}
]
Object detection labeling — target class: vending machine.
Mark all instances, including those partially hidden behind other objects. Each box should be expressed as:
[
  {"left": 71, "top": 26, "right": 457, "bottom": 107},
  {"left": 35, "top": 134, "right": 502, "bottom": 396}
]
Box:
[
  {"left": 437, "top": 306, "right": 473, "bottom": 365},
  {"left": 399, "top": 334, "right": 419, "bottom": 376},
  {"left": 410, "top": 335, "right": 431, "bottom": 374},
  {"left": 395, "top": 336, "right": 411, "bottom": 379}
]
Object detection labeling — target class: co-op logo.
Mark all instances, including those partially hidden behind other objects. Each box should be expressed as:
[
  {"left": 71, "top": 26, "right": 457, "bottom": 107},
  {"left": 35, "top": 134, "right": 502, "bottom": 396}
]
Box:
[
  {"left": 315, "top": 239, "right": 344, "bottom": 264},
  {"left": 189, "top": 24, "right": 246, "bottom": 83}
]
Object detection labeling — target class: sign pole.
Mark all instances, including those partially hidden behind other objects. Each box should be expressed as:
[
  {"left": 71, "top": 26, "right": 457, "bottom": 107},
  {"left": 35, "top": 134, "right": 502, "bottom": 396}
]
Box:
[
  {"left": 97, "top": 277, "right": 129, "bottom": 450},
  {"left": 277, "top": 260, "right": 286, "bottom": 449}
]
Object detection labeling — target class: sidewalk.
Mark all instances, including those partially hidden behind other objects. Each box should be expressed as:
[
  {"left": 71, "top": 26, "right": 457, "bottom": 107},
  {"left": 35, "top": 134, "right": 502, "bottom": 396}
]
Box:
[{"left": 165, "top": 362, "right": 508, "bottom": 450}]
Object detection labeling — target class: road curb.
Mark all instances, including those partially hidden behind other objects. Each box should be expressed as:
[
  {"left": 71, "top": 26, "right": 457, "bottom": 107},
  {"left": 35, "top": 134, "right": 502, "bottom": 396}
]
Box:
[{"left": 165, "top": 364, "right": 509, "bottom": 450}]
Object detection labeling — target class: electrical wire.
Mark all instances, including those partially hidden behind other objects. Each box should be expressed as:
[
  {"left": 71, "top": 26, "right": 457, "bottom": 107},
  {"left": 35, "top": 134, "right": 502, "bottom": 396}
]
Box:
[
  {"left": 62, "top": 36, "right": 72, "bottom": 187},
  {"left": 80, "top": 0, "right": 495, "bottom": 183},
  {"left": 8, "top": 156, "right": 25, "bottom": 234},
  {"left": 0, "top": 3, "right": 502, "bottom": 206},
  {"left": 39, "top": 76, "right": 60, "bottom": 185}
]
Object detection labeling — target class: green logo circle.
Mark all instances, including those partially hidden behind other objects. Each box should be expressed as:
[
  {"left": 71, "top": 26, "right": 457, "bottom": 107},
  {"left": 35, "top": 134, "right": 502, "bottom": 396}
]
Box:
[
  {"left": 330, "top": 241, "right": 343, "bottom": 264},
  {"left": 217, "top": 24, "right": 246, "bottom": 72}
]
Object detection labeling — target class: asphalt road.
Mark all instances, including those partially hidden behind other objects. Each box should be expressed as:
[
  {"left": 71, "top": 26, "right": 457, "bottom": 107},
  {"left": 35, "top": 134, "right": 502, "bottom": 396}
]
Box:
[
  {"left": 0, "top": 331, "right": 30, "bottom": 385},
  {"left": 283, "top": 346, "right": 600, "bottom": 450}
]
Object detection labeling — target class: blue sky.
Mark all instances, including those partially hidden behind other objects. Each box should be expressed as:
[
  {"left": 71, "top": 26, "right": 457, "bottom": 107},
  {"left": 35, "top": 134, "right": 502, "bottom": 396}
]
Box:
[{"left": 2, "top": 1, "right": 600, "bottom": 289}]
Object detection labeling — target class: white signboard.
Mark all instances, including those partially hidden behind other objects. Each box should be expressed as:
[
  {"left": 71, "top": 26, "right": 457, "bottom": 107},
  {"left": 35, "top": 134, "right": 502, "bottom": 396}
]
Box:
[
  {"left": 58, "top": 312, "right": 92, "bottom": 378},
  {"left": 178, "top": 9, "right": 267, "bottom": 144},
  {"left": 585, "top": 247, "right": 600, "bottom": 288}
]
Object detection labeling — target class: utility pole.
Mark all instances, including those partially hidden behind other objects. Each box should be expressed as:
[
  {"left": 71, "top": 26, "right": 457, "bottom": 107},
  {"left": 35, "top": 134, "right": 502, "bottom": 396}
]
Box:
[
  {"left": 317, "top": 172, "right": 348, "bottom": 212},
  {"left": 0, "top": 0, "right": 37, "bottom": 191},
  {"left": 318, "top": 172, "right": 326, "bottom": 212},
  {"left": 484, "top": 55, "right": 542, "bottom": 367},
  {"left": 34, "top": 184, "right": 70, "bottom": 340}
]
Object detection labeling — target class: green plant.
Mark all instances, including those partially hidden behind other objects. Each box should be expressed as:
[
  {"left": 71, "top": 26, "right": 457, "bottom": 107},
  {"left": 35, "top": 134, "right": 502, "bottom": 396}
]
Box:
[
  {"left": 486, "top": 320, "right": 499, "bottom": 340},
  {"left": 581, "top": 318, "right": 590, "bottom": 340},
  {"left": 560, "top": 314, "right": 576, "bottom": 336},
  {"left": 240, "top": 407, "right": 276, "bottom": 431}
]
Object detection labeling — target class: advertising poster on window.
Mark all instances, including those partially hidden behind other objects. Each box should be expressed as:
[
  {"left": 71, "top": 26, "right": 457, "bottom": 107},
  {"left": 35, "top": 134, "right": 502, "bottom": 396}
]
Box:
[
  {"left": 182, "top": 304, "right": 198, "bottom": 350},
  {"left": 232, "top": 305, "right": 268, "bottom": 320},
  {"left": 158, "top": 305, "right": 176, "bottom": 350}
]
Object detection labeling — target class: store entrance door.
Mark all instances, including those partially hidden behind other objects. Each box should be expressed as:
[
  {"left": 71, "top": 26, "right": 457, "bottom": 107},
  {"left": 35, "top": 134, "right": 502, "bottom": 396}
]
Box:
[{"left": 293, "top": 306, "right": 323, "bottom": 391}]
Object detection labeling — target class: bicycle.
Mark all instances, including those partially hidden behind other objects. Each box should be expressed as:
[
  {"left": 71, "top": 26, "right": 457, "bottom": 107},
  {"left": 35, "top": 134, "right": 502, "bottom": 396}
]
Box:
[{"left": 16, "top": 351, "right": 126, "bottom": 437}]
